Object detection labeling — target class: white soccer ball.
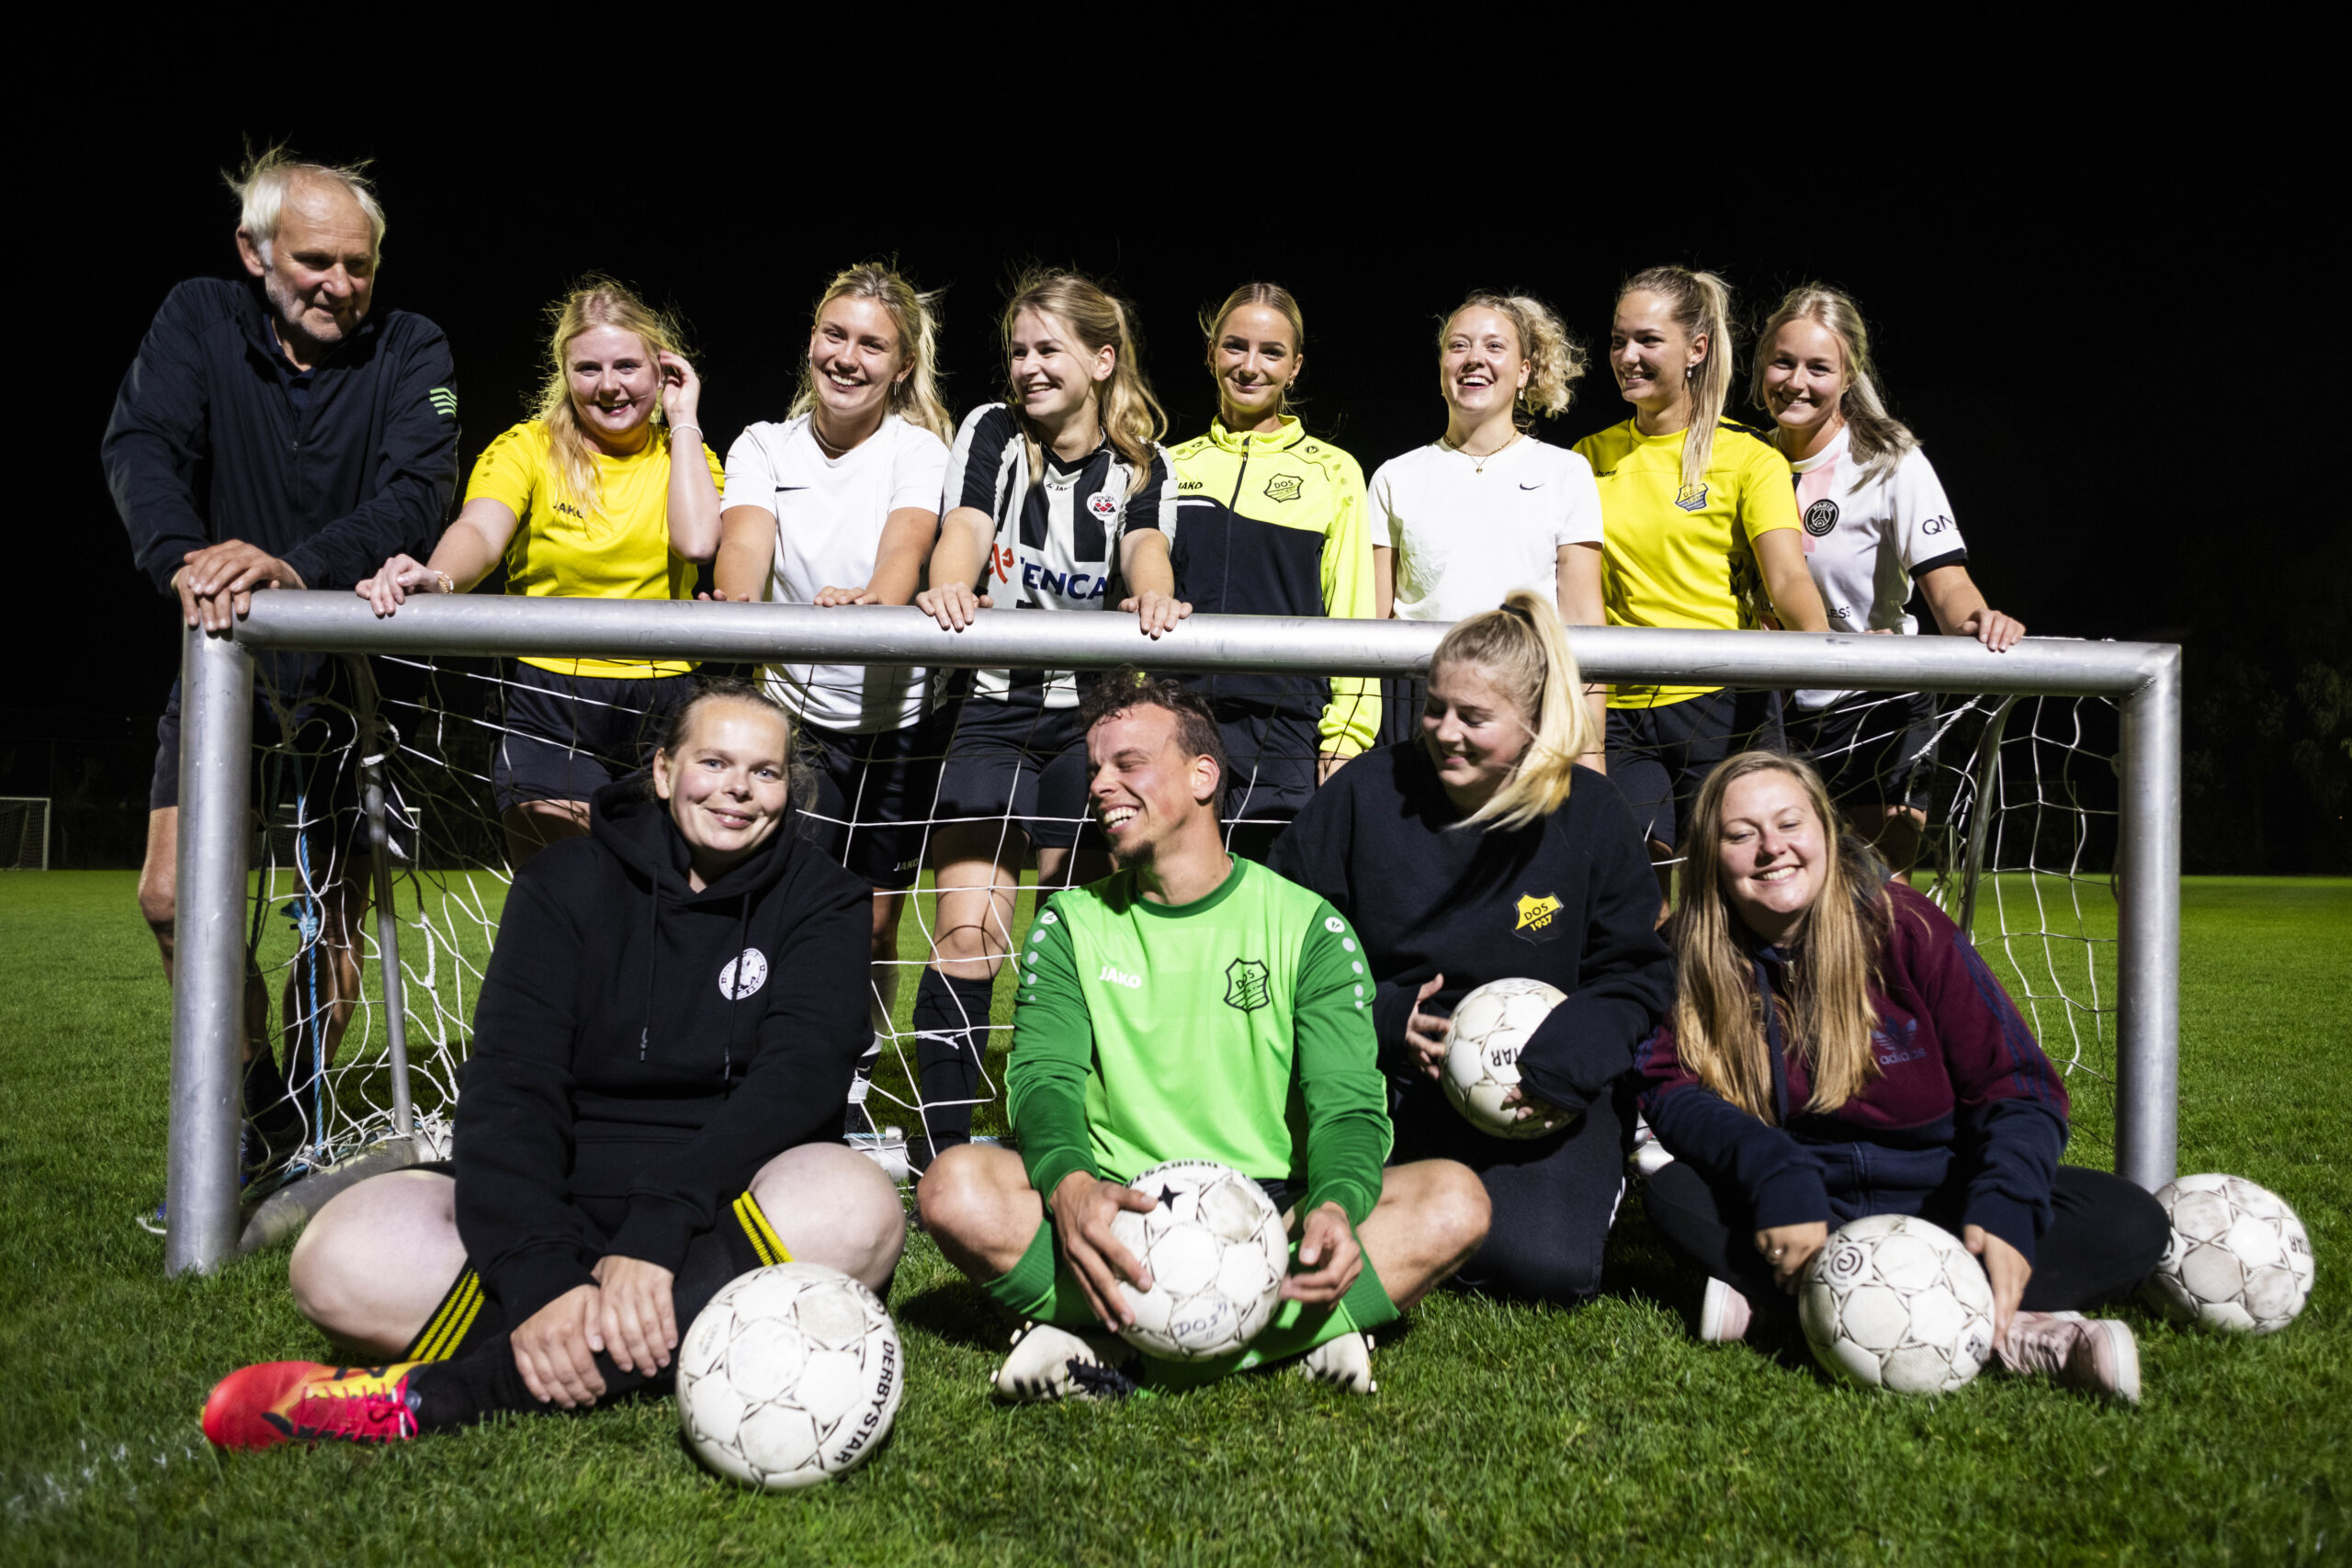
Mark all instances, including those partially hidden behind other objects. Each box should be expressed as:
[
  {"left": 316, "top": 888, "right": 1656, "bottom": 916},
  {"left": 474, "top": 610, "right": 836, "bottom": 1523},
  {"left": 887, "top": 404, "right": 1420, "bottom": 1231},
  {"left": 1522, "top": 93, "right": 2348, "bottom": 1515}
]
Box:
[
  {"left": 2142, "top": 1173, "right": 2315, "bottom": 1334},
  {"left": 1800, "top": 1213, "right": 1997, "bottom": 1395},
  {"left": 1442, "top": 977, "right": 1572, "bottom": 1139},
  {"left": 676, "top": 1263, "right": 903, "bottom": 1490},
  {"left": 1108, "top": 1159, "right": 1290, "bottom": 1360}
]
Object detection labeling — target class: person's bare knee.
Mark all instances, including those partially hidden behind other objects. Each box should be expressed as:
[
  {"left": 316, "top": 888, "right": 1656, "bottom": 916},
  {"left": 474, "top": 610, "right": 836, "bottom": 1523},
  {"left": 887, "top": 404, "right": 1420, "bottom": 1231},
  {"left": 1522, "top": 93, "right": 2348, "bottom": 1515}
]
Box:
[
  {"left": 751, "top": 1144, "right": 906, "bottom": 1293},
  {"left": 139, "top": 810, "right": 177, "bottom": 964},
  {"left": 915, "top": 1144, "right": 1036, "bottom": 1279},
  {"left": 288, "top": 1169, "right": 461, "bottom": 1355},
  {"left": 1363, "top": 1160, "right": 1491, "bottom": 1308}
]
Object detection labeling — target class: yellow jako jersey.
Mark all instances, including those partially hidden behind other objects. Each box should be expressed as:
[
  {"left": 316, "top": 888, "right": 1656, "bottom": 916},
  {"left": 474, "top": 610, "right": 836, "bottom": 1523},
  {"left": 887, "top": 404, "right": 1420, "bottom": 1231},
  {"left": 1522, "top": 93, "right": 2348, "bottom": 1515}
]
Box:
[
  {"left": 1168, "top": 417, "right": 1380, "bottom": 755},
  {"left": 466, "top": 419, "right": 726, "bottom": 678},
  {"left": 1572, "top": 418, "right": 1800, "bottom": 707}
]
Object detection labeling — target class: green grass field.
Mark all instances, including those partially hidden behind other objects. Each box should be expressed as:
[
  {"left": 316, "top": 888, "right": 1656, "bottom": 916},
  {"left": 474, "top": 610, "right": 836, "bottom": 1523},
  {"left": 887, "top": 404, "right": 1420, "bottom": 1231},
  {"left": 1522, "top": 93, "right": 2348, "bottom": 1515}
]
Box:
[{"left": 2, "top": 873, "right": 2345, "bottom": 1564}]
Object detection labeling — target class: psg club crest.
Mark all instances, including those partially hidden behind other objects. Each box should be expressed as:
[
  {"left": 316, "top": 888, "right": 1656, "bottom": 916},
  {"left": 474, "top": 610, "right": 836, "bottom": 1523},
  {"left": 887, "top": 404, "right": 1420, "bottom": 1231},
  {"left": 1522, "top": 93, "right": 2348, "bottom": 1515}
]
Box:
[
  {"left": 1262, "top": 473, "right": 1303, "bottom": 503},
  {"left": 1223, "top": 957, "right": 1271, "bottom": 1013},
  {"left": 1088, "top": 491, "right": 1120, "bottom": 520},
  {"left": 1804, "top": 499, "right": 1840, "bottom": 536}
]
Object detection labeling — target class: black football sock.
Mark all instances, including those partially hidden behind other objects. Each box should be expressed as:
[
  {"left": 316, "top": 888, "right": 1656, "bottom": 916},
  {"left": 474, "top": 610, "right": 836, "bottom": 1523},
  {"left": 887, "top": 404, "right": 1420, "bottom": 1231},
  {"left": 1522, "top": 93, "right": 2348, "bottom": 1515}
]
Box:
[
  {"left": 242, "top": 1048, "right": 301, "bottom": 1161},
  {"left": 409, "top": 1228, "right": 749, "bottom": 1431},
  {"left": 910, "top": 968, "right": 996, "bottom": 1156}
]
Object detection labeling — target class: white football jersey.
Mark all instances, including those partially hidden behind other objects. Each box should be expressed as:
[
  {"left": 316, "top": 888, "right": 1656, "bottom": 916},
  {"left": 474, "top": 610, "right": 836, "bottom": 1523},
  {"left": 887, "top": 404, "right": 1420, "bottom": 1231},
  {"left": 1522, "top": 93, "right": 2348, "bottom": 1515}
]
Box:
[
  {"left": 1790, "top": 428, "right": 1970, "bottom": 709},
  {"left": 1369, "top": 437, "right": 1603, "bottom": 624},
  {"left": 721, "top": 413, "right": 949, "bottom": 733}
]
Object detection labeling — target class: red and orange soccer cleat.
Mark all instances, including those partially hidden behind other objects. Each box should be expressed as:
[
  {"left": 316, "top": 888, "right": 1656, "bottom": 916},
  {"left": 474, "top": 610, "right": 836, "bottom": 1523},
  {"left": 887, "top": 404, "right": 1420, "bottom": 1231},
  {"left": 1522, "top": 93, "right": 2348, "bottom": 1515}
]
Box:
[{"left": 202, "top": 1360, "right": 424, "bottom": 1450}]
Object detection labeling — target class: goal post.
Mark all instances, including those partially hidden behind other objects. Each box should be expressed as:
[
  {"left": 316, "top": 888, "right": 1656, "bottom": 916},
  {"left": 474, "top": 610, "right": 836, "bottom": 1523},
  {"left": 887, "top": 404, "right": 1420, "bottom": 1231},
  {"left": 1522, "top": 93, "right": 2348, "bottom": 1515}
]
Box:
[{"left": 161, "top": 592, "right": 2182, "bottom": 1277}]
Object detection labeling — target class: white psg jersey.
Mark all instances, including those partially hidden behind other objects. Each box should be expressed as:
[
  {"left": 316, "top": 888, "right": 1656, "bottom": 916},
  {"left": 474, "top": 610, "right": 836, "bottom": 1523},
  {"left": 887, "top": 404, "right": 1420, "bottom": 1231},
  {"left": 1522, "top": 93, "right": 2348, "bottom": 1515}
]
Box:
[
  {"left": 943, "top": 403, "right": 1176, "bottom": 709},
  {"left": 721, "top": 412, "right": 949, "bottom": 732},
  {"left": 1791, "top": 427, "right": 1970, "bottom": 709}
]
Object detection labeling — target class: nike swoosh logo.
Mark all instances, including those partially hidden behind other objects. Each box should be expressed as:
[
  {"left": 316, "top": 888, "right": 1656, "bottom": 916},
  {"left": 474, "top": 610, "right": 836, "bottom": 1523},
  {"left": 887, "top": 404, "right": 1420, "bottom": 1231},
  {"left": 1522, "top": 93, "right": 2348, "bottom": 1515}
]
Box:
[
  {"left": 1519, "top": 482, "right": 1544, "bottom": 491},
  {"left": 775, "top": 485, "right": 808, "bottom": 492}
]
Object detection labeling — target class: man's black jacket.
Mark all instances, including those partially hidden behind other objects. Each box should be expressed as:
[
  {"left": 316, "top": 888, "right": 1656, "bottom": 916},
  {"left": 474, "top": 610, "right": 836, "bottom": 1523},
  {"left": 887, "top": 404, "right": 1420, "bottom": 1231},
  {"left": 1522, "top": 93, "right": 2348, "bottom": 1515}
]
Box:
[{"left": 102, "top": 277, "right": 459, "bottom": 595}]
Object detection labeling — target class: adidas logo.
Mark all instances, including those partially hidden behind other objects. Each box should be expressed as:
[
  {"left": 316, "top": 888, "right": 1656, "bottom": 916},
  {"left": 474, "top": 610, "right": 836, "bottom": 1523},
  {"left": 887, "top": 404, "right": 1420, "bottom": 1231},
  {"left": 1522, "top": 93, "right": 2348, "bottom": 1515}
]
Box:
[{"left": 426, "top": 388, "right": 458, "bottom": 420}]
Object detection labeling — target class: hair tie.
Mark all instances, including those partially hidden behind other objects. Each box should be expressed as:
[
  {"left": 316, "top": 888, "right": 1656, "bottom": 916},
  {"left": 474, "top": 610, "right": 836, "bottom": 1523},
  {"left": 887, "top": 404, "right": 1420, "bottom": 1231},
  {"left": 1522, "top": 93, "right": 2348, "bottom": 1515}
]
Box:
[{"left": 1500, "top": 601, "right": 1536, "bottom": 626}]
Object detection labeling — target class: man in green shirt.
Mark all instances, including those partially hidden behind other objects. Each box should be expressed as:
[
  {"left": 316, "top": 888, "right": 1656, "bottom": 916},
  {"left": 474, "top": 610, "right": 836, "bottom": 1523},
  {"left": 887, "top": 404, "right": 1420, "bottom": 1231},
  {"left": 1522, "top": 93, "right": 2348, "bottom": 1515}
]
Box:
[{"left": 918, "top": 672, "right": 1491, "bottom": 1398}]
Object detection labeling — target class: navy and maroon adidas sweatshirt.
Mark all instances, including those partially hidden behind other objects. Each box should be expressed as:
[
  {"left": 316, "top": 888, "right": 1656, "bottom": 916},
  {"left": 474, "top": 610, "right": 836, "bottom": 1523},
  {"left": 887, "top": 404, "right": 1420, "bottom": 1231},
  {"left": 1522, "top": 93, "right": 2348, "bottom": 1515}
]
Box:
[
  {"left": 454, "top": 781, "right": 871, "bottom": 1325},
  {"left": 1633, "top": 870, "right": 2071, "bottom": 1262}
]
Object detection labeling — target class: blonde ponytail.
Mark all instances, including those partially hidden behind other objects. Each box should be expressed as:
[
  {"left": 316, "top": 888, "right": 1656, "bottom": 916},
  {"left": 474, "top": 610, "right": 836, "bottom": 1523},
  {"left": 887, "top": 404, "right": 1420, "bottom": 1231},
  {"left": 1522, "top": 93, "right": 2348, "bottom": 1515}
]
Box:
[
  {"left": 532, "top": 276, "right": 693, "bottom": 518},
  {"left": 1440, "top": 293, "right": 1588, "bottom": 424},
  {"left": 1002, "top": 271, "right": 1167, "bottom": 495},
  {"left": 1751, "top": 283, "right": 1919, "bottom": 485},
  {"left": 789, "top": 261, "right": 955, "bottom": 446},
  {"left": 1428, "top": 589, "right": 1599, "bottom": 831},
  {"left": 1622, "top": 265, "right": 1735, "bottom": 494}
]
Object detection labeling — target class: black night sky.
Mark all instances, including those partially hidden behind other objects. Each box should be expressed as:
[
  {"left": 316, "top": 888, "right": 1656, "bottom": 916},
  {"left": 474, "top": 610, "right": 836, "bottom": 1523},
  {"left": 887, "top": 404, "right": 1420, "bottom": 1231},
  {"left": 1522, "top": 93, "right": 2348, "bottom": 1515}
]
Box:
[{"left": 26, "top": 95, "right": 2346, "bottom": 871}]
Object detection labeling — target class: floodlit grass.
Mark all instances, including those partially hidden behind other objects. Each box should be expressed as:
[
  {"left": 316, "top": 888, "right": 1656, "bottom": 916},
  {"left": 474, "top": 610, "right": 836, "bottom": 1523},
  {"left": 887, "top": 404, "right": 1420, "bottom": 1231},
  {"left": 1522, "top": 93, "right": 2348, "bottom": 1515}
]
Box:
[{"left": 1, "top": 871, "right": 2345, "bottom": 1564}]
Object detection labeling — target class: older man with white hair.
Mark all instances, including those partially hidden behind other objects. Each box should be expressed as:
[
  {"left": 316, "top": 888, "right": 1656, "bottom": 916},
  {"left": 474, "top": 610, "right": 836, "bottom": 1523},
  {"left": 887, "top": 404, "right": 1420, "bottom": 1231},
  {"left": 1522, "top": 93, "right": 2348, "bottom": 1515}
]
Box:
[{"left": 103, "top": 146, "right": 459, "bottom": 1177}]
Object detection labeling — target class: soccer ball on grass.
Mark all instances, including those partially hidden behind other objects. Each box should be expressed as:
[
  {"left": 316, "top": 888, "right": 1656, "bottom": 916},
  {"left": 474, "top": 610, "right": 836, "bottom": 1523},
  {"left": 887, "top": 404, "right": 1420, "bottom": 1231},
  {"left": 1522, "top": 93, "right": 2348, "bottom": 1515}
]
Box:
[
  {"left": 1109, "top": 1158, "right": 1290, "bottom": 1359},
  {"left": 2142, "top": 1172, "right": 2314, "bottom": 1334},
  {"left": 677, "top": 1263, "right": 902, "bottom": 1489},
  {"left": 1800, "top": 1213, "right": 1997, "bottom": 1394},
  {"left": 1442, "top": 977, "right": 1573, "bottom": 1139}
]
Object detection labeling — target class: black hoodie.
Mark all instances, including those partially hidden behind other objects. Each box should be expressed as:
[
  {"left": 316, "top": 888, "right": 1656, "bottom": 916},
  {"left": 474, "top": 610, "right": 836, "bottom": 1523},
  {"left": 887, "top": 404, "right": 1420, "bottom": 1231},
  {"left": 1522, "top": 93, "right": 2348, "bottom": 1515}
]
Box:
[{"left": 454, "top": 781, "right": 872, "bottom": 1325}]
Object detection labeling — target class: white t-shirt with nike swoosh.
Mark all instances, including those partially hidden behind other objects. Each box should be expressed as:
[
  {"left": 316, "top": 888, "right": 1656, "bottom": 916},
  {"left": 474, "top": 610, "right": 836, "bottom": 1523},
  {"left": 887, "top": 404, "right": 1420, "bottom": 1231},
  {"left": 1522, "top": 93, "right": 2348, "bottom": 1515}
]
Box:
[
  {"left": 721, "top": 412, "right": 949, "bottom": 732},
  {"left": 1367, "top": 437, "right": 1603, "bottom": 623}
]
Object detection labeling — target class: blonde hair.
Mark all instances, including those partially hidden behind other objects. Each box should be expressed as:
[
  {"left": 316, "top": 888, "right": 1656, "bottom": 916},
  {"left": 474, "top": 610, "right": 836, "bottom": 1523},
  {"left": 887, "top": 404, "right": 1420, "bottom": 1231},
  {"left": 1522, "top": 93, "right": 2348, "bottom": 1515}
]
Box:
[
  {"left": 1002, "top": 272, "right": 1166, "bottom": 495},
  {"left": 532, "top": 277, "right": 692, "bottom": 517},
  {"left": 1668, "top": 751, "right": 1888, "bottom": 1121},
  {"left": 1440, "top": 294, "right": 1586, "bottom": 423},
  {"left": 1621, "top": 265, "right": 1735, "bottom": 494},
  {"left": 1201, "top": 281, "right": 1306, "bottom": 420},
  {"left": 789, "top": 262, "right": 955, "bottom": 446},
  {"left": 227, "top": 142, "right": 386, "bottom": 262},
  {"left": 1751, "top": 283, "right": 1919, "bottom": 485},
  {"left": 1427, "top": 590, "right": 1600, "bottom": 831}
]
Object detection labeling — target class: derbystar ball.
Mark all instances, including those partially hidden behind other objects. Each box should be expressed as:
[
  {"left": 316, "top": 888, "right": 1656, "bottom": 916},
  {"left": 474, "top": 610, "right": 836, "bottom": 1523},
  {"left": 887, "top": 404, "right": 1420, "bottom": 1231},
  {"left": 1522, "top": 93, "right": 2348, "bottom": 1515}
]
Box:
[
  {"left": 1108, "top": 1159, "right": 1290, "bottom": 1359},
  {"left": 677, "top": 1263, "right": 902, "bottom": 1490},
  {"left": 1801, "top": 1213, "right": 1997, "bottom": 1395},
  {"left": 2142, "top": 1173, "right": 2315, "bottom": 1334},
  {"left": 1442, "top": 977, "right": 1572, "bottom": 1140}
]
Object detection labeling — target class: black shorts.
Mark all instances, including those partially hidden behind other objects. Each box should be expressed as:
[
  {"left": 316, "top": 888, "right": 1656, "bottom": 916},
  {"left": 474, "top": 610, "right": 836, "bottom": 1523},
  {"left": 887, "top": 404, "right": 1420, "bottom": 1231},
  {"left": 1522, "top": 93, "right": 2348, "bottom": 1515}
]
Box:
[
  {"left": 933, "top": 698, "right": 1101, "bottom": 853},
  {"left": 796, "top": 710, "right": 955, "bottom": 890},
  {"left": 1217, "top": 705, "right": 1320, "bottom": 862},
  {"left": 1605, "top": 687, "right": 1786, "bottom": 854},
  {"left": 1786, "top": 691, "right": 1939, "bottom": 813},
  {"left": 493, "top": 662, "right": 698, "bottom": 814},
  {"left": 150, "top": 660, "right": 367, "bottom": 871}
]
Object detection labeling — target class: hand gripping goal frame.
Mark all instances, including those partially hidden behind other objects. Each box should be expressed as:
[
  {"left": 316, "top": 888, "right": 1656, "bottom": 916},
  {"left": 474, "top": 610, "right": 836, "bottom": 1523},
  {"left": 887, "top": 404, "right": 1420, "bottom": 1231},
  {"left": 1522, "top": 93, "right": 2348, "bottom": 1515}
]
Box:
[{"left": 160, "top": 593, "right": 2182, "bottom": 1277}]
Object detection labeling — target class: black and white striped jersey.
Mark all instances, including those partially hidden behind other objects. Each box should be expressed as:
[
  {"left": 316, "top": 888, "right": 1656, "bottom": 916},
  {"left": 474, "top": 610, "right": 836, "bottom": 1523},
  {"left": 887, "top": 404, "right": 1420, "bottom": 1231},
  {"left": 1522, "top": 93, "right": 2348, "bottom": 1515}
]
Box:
[{"left": 942, "top": 402, "right": 1177, "bottom": 709}]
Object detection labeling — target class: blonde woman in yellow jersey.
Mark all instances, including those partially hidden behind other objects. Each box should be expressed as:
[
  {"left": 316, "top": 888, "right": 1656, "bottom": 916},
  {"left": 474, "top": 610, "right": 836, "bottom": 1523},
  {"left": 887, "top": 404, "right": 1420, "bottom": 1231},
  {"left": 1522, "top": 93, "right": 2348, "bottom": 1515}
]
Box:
[
  {"left": 1168, "top": 282, "right": 1377, "bottom": 861},
  {"left": 1574, "top": 265, "right": 1827, "bottom": 901},
  {"left": 359, "top": 280, "right": 725, "bottom": 864}
]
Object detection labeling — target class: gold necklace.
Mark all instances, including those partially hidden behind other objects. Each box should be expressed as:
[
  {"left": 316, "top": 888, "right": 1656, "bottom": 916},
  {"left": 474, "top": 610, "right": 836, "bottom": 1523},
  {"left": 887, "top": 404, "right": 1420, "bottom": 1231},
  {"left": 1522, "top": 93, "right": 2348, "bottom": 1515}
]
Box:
[{"left": 1448, "top": 430, "right": 1522, "bottom": 474}]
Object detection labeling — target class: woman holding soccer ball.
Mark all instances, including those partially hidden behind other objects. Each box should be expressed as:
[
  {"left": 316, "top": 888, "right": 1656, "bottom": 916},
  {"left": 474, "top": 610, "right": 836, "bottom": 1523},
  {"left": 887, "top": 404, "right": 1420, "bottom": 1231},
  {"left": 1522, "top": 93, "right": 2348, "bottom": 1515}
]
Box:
[
  {"left": 1633, "top": 750, "right": 2167, "bottom": 1401},
  {"left": 1366, "top": 293, "right": 1608, "bottom": 751},
  {"left": 1271, "top": 592, "right": 1674, "bottom": 1305},
  {"left": 199, "top": 682, "right": 906, "bottom": 1449},
  {"left": 356, "top": 278, "right": 726, "bottom": 867}
]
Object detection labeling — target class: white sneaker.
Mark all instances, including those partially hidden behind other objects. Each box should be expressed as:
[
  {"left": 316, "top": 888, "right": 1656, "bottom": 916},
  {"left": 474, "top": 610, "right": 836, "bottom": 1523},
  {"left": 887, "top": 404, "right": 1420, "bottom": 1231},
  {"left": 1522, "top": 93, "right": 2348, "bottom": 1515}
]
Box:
[
  {"left": 1295, "top": 1331, "right": 1377, "bottom": 1393},
  {"left": 1996, "top": 1311, "right": 2142, "bottom": 1404},
  {"left": 989, "top": 1322, "right": 1133, "bottom": 1403},
  {"left": 1630, "top": 1114, "right": 1677, "bottom": 1177},
  {"left": 1699, "top": 1277, "right": 1754, "bottom": 1343}
]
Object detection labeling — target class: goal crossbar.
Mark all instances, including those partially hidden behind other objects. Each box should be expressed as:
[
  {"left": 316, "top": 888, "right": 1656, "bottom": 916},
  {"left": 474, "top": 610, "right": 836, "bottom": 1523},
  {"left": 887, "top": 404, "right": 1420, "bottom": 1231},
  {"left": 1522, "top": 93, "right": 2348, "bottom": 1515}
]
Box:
[{"left": 164, "top": 592, "right": 2181, "bottom": 1276}]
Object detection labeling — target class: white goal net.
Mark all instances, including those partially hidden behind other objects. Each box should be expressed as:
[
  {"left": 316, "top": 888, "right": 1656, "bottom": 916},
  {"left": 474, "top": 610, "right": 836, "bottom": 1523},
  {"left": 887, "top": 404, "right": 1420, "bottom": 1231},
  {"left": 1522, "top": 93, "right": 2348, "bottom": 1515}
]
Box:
[
  {"left": 0, "top": 796, "right": 50, "bottom": 871},
  {"left": 224, "top": 642, "right": 2127, "bottom": 1203}
]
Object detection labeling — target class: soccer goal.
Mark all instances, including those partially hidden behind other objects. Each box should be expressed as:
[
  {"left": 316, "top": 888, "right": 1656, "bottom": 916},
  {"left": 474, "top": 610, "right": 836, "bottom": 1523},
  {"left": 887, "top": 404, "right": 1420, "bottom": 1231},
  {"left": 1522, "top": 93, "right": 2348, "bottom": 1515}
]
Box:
[
  {"left": 0, "top": 796, "right": 50, "bottom": 871},
  {"left": 157, "top": 594, "right": 2181, "bottom": 1278}
]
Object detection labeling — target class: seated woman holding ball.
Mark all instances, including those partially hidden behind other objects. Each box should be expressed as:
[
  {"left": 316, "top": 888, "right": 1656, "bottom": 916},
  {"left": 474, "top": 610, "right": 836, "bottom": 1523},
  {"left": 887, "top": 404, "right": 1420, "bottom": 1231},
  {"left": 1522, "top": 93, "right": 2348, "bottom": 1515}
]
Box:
[
  {"left": 199, "top": 681, "right": 907, "bottom": 1449},
  {"left": 1633, "top": 750, "right": 2167, "bottom": 1400},
  {"left": 1271, "top": 591, "right": 1674, "bottom": 1304}
]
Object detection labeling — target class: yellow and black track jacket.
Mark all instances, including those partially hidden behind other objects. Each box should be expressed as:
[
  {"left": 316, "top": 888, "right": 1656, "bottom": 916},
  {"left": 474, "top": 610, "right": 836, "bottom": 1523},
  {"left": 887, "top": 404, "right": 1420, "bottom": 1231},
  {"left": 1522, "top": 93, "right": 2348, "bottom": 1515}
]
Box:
[{"left": 1169, "top": 417, "right": 1380, "bottom": 756}]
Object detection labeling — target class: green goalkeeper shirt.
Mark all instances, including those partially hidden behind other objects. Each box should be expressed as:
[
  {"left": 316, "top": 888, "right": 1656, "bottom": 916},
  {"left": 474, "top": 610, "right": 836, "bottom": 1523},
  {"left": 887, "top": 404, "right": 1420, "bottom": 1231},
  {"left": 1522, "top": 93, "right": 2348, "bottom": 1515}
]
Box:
[{"left": 1006, "top": 856, "right": 1393, "bottom": 1226}]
